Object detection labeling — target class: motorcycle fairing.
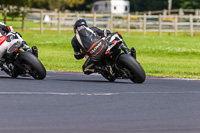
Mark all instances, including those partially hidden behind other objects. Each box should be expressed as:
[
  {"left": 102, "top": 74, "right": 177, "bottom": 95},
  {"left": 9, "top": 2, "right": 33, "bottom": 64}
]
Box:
[{"left": 0, "top": 36, "right": 7, "bottom": 46}]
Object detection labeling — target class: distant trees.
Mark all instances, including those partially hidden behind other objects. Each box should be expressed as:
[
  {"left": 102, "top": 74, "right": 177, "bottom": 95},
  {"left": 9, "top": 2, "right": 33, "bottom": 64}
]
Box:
[
  {"left": 0, "top": 0, "right": 31, "bottom": 18},
  {"left": 67, "top": 0, "right": 96, "bottom": 11},
  {"left": 178, "top": 0, "right": 200, "bottom": 9},
  {"left": 1, "top": 0, "right": 200, "bottom": 13},
  {"left": 129, "top": 0, "right": 168, "bottom": 12},
  {"left": 31, "top": 0, "right": 85, "bottom": 11},
  {"left": 0, "top": 0, "right": 31, "bottom": 8},
  {"left": 62, "top": 0, "right": 200, "bottom": 12},
  {"left": 129, "top": 0, "right": 200, "bottom": 12}
]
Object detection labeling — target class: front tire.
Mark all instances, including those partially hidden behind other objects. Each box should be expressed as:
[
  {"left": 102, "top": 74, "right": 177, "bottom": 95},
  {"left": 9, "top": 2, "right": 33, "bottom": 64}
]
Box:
[
  {"left": 117, "top": 54, "right": 146, "bottom": 83},
  {"left": 18, "top": 51, "right": 46, "bottom": 80}
]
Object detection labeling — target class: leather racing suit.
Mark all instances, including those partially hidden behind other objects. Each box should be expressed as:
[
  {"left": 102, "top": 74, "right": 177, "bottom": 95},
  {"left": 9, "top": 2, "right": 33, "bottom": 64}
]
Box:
[
  {"left": 71, "top": 26, "right": 130, "bottom": 75},
  {"left": 0, "top": 22, "right": 15, "bottom": 60},
  {"left": 72, "top": 26, "right": 112, "bottom": 74}
]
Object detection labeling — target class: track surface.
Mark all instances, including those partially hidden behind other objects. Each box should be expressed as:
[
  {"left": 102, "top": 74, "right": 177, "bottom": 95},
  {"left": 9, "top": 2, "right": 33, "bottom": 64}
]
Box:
[{"left": 0, "top": 71, "right": 200, "bottom": 133}]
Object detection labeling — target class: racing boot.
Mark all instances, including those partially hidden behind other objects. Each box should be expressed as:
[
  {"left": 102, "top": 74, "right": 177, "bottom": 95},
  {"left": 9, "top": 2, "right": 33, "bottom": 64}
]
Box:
[
  {"left": 131, "top": 47, "right": 137, "bottom": 59},
  {"left": 95, "top": 65, "right": 113, "bottom": 76},
  {"left": 32, "top": 46, "right": 38, "bottom": 58},
  {"left": 94, "top": 66, "right": 105, "bottom": 73},
  {"left": 0, "top": 61, "right": 11, "bottom": 73},
  {"left": 0, "top": 60, "right": 5, "bottom": 70},
  {"left": 121, "top": 42, "right": 131, "bottom": 55}
]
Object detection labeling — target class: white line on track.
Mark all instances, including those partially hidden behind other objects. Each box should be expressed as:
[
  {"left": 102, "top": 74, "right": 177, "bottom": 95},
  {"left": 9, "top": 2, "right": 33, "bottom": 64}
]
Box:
[{"left": 0, "top": 91, "right": 200, "bottom": 96}]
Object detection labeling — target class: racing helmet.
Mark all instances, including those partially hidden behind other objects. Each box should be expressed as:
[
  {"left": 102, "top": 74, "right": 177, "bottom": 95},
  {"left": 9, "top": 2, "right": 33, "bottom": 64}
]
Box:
[{"left": 74, "top": 19, "right": 88, "bottom": 33}]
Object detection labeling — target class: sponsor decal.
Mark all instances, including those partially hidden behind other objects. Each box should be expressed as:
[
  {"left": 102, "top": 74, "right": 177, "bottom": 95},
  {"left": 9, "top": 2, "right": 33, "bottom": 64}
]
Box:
[{"left": 90, "top": 42, "right": 102, "bottom": 54}]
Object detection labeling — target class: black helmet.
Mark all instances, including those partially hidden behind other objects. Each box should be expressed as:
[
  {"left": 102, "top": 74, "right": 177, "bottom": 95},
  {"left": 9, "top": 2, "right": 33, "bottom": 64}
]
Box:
[{"left": 74, "top": 19, "right": 88, "bottom": 33}]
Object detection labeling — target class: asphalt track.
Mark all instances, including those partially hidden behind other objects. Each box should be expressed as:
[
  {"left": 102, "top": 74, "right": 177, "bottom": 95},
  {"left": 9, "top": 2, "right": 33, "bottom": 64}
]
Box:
[{"left": 0, "top": 71, "right": 200, "bottom": 133}]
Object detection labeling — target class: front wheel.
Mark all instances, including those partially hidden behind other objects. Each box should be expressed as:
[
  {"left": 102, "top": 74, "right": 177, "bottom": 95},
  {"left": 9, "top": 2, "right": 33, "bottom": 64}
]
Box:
[
  {"left": 117, "top": 54, "right": 146, "bottom": 83},
  {"left": 18, "top": 51, "right": 46, "bottom": 80}
]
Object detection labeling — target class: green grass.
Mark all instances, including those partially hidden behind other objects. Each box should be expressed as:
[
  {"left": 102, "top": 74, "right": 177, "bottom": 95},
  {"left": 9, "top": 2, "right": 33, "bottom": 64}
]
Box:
[
  {"left": 123, "top": 33, "right": 200, "bottom": 79},
  {"left": 0, "top": 14, "right": 54, "bottom": 29},
  {"left": 2, "top": 14, "right": 199, "bottom": 79},
  {"left": 20, "top": 30, "right": 84, "bottom": 72},
  {"left": 14, "top": 30, "right": 200, "bottom": 79}
]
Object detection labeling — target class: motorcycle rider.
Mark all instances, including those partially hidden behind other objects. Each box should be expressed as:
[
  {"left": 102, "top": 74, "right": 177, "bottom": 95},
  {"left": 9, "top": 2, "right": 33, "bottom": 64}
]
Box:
[
  {"left": 0, "top": 22, "right": 31, "bottom": 72},
  {"left": 71, "top": 19, "right": 136, "bottom": 75}
]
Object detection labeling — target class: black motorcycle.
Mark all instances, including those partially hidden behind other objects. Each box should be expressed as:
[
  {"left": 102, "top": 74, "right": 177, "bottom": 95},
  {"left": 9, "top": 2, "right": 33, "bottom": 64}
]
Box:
[
  {"left": 95, "top": 40, "right": 146, "bottom": 83},
  {"left": 1, "top": 32, "right": 46, "bottom": 80}
]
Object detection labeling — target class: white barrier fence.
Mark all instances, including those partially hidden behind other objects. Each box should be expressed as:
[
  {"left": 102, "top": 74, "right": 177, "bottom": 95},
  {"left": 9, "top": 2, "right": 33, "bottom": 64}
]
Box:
[{"left": 1, "top": 10, "right": 200, "bottom": 36}]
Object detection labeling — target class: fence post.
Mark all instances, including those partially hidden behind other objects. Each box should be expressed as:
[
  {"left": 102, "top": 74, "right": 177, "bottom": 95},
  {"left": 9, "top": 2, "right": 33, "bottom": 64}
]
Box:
[
  {"left": 143, "top": 14, "right": 146, "bottom": 35},
  {"left": 3, "top": 10, "right": 7, "bottom": 24},
  {"left": 22, "top": 11, "right": 25, "bottom": 32},
  {"left": 127, "top": 13, "right": 130, "bottom": 34},
  {"left": 195, "top": 9, "right": 199, "bottom": 16},
  {"left": 58, "top": 11, "right": 61, "bottom": 34},
  {"left": 76, "top": 12, "right": 79, "bottom": 20},
  {"left": 174, "top": 15, "right": 178, "bottom": 36},
  {"left": 159, "top": 14, "right": 162, "bottom": 36},
  {"left": 163, "top": 9, "right": 167, "bottom": 16},
  {"left": 178, "top": 8, "right": 184, "bottom": 16},
  {"left": 190, "top": 14, "right": 194, "bottom": 36},
  {"left": 110, "top": 13, "right": 113, "bottom": 32},
  {"left": 93, "top": 12, "right": 96, "bottom": 26},
  {"left": 40, "top": 10, "right": 43, "bottom": 34},
  {"left": 148, "top": 11, "right": 151, "bottom": 15}
]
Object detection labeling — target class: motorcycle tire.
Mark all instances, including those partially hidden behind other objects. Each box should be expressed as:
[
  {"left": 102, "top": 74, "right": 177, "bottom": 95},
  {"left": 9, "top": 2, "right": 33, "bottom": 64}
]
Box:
[
  {"left": 117, "top": 54, "right": 146, "bottom": 83},
  {"left": 18, "top": 51, "right": 46, "bottom": 80}
]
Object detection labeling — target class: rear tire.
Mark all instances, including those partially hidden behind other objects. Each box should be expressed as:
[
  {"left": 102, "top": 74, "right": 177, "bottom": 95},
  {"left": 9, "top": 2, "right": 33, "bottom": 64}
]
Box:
[
  {"left": 117, "top": 54, "right": 146, "bottom": 83},
  {"left": 18, "top": 51, "right": 46, "bottom": 80}
]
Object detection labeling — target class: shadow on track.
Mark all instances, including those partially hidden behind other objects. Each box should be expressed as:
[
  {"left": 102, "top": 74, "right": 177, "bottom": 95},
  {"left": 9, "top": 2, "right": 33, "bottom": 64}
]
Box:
[
  {"left": 0, "top": 75, "right": 35, "bottom": 80},
  {"left": 53, "top": 78, "right": 134, "bottom": 84}
]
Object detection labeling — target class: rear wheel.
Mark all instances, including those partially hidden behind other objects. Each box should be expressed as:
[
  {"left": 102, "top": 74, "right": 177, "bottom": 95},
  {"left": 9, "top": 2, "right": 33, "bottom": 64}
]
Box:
[
  {"left": 18, "top": 51, "right": 46, "bottom": 80},
  {"left": 117, "top": 54, "right": 146, "bottom": 83}
]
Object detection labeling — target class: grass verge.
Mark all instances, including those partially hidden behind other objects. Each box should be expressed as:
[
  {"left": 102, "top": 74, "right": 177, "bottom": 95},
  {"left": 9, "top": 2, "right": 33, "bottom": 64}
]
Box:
[{"left": 15, "top": 30, "right": 200, "bottom": 79}]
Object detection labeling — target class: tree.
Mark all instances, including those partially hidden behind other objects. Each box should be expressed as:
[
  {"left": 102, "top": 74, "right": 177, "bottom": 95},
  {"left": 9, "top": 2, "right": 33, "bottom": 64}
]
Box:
[
  {"left": 73, "top": 0, "right": 96, "bottom": 11},
  {"left": 31, "top": 0, "right": 85, "bottom": 11},
  {"left": 129, "top": 0, "right": 168, "bottom": 12},
  {"left": 129, "top": 0, "right": 200, "bottom": 12},
  {"left": 178, "top": 0, "right": 200, "bottom": 9},
  {"left": 0, "top": 0, "right": 31, "bottom": 19}
]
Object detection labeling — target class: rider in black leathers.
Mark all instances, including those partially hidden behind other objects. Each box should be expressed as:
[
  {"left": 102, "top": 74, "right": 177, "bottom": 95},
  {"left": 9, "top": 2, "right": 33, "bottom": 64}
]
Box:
[{"left": 71, "top": 19, "right": 135, "bottom": 75}]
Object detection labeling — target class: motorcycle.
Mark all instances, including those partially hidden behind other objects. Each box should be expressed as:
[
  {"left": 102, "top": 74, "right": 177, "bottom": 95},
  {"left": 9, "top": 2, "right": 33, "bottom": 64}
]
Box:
[
  {"left": 0, "top": 32, "right": 46, "bottom": 80},
  {"left": 94, "top": 39, "right": 146, "bottom": 83}
]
